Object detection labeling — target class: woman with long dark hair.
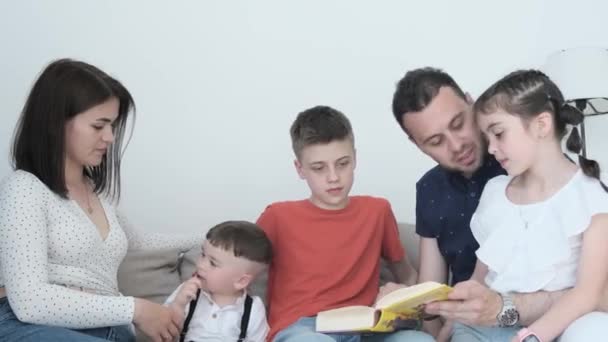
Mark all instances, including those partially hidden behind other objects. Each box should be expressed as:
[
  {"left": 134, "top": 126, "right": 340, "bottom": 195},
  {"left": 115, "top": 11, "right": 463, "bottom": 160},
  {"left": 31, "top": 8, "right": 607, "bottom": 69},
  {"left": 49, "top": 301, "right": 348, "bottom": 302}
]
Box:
[{"left": 0, "top": 59, "right": 197, "bottom": 342}]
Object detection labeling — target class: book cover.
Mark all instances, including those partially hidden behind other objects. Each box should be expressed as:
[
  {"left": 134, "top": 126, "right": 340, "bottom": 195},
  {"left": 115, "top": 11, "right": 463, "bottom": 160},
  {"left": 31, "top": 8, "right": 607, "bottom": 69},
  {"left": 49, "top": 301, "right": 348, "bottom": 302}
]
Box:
[{"left": 315, "top": 281, "right": 452, "bottom": 333}]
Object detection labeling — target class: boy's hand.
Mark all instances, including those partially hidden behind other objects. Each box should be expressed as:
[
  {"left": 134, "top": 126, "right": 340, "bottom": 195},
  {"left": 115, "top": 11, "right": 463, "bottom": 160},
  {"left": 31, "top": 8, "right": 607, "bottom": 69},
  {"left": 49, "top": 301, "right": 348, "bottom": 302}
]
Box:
[
  {"left": 172, "top": 276, "right": 204, "bottom": 310},
  {"left": 376, "top": 282, "right": 406, "bottom": 303}
]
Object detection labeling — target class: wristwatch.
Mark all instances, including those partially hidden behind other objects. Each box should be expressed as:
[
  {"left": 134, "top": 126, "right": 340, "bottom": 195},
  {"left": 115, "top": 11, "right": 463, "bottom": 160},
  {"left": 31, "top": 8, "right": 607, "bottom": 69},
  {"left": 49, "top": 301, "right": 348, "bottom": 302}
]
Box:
[
  {"left": 496, "top": 292, "right": 520, "bottom": 327},
  {"left": 516, "top": 328, "right": 542, "bottom": 342}
]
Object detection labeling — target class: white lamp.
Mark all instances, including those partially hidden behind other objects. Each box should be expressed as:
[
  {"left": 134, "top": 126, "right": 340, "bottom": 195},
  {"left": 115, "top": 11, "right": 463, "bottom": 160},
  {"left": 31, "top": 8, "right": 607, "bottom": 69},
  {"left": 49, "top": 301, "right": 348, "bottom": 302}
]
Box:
[{"left": 542, "top": 47, "right": 608, "bottom": 157}]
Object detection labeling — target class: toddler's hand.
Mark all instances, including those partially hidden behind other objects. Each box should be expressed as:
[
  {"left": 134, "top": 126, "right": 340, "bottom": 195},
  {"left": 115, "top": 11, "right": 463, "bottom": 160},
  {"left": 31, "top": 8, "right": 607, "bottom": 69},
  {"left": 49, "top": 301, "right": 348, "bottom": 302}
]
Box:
[{"left": 172, "top": 276, "right": 203, "bottom": 310}]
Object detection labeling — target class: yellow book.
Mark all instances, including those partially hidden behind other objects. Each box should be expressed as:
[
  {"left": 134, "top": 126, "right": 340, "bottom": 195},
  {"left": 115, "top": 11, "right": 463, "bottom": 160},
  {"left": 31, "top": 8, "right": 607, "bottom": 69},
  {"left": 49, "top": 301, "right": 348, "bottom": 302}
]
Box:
[{"left": 315, "top": 281, "right": 452, "bottom": 333}]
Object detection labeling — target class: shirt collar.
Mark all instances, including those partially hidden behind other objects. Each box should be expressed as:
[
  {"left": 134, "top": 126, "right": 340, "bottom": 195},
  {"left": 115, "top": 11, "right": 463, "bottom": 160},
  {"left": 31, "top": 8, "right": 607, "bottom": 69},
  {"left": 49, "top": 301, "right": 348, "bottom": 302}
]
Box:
[{"left": 199, "top": 289, "right": 248, "bottom": 308}]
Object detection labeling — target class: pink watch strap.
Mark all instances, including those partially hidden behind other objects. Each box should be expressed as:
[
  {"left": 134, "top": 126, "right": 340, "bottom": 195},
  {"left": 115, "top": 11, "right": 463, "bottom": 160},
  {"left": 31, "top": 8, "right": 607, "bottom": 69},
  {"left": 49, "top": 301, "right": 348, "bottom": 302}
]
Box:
[{"left": 516, "top": 328, "right": 543, "bottom": 342}]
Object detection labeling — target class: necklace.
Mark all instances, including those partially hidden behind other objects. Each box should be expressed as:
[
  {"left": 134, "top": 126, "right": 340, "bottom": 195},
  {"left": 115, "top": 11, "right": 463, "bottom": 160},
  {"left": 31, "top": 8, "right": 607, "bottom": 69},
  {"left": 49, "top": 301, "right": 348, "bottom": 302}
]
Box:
[
  {"left": 84, "top": 186, "right": 93, "bottom": 214},
  {"left": 69, "top": 180, "right": 93, "bottom": 214},
  {"left": 81, "top": 179, "right": 94, "bottom": 214}
]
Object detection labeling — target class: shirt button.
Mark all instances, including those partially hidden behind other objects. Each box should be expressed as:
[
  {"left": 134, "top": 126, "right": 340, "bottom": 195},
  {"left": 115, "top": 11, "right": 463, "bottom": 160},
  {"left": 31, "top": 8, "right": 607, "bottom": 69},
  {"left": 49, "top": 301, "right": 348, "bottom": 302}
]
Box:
[
  {"left": 212, "top": 313, "right": 217, "bottom": 319},
  {"left": 470, "top": 192, "right": 477, "bottom": 197}
]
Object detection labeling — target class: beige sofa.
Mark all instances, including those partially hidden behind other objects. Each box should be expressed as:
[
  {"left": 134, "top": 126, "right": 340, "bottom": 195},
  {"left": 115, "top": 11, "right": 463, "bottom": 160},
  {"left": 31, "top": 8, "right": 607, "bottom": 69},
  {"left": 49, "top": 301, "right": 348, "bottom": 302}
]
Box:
[{"left": 117, "top": 223, "right": 419, "bottom": 341}]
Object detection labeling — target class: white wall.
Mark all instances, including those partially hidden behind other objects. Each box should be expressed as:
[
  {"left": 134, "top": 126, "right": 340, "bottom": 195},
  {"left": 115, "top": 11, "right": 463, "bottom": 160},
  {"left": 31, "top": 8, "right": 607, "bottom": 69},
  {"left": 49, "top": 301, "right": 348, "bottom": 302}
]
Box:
[{"left": 1, "top": 1, "right": 607, "bottom": 233}]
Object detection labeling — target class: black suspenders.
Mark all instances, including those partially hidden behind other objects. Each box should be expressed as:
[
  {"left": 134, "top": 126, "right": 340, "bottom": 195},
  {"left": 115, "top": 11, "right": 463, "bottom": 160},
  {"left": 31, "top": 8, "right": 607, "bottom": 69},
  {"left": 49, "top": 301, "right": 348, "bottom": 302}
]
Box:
[
  {"left": 179, "top": 289, "right": 254, "bottom": 342},
  {"left": 179, "top": 289, "right": 201, "bottom": 342},
  {"left": 238, "top": 295, "right": 254, "bottom": 342}
]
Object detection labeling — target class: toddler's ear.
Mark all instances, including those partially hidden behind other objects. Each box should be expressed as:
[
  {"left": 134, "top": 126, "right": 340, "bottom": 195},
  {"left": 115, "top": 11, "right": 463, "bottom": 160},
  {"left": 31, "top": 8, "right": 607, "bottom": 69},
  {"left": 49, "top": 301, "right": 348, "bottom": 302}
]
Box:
[{"left": 234, "top": 273, "right": 254, "bottom": 291}]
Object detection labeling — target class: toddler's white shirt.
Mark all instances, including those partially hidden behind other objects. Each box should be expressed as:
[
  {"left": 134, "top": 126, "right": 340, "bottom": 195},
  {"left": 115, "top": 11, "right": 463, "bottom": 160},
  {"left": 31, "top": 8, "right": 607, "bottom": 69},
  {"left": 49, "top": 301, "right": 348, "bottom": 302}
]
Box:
[{"left": 166, "top": 285, "right": 268, "bottom": 342}]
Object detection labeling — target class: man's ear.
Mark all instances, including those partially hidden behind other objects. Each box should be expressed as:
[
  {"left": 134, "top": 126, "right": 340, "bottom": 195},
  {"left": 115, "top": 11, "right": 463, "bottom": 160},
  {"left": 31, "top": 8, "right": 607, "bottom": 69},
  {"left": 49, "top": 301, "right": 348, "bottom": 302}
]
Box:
[
  {"left": 294, "top": 159, "right": 305, "bottom": 180},
  {"left": 535, "top": 111, "right": 553, "bottom": 139},
  {"left": 234, "top": 273, "right": 253, "bottom": 291}
]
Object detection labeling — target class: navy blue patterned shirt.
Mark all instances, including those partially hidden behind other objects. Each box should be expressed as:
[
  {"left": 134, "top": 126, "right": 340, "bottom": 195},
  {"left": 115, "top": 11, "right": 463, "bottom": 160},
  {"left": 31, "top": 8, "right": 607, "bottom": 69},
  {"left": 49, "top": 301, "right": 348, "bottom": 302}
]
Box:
[{"left": 415, "top": 155, "right": 505, "bottom": 285}]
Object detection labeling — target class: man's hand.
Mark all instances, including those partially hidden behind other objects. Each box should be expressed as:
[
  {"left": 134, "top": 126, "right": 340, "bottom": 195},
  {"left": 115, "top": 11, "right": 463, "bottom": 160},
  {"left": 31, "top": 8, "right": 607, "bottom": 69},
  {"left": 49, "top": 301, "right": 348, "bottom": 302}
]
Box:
[
  {"left": 424, "top": 280, "right": 502, "bottom": 326},
  {"left": 376, "top": 282, "right": 406, "bottom": 304}
]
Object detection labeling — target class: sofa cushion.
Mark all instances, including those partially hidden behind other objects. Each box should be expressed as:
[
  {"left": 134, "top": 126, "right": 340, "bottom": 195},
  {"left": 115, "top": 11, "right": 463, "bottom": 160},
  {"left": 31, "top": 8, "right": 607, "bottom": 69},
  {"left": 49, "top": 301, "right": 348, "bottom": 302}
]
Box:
[
  {"left": 179, "top": 223, "right": 418, "bottom": 304},
  {"left": 117, "top": 248, "right": 184, "bottom": 304},
  {"left": 400, "top": 223, "right": 420, "bottom": 270},
  {"left": 118, "top": 223, "right": 418, "bottom": 301},
  {"left": 117, "top": 223, "right": 418, "bottom": 341}
]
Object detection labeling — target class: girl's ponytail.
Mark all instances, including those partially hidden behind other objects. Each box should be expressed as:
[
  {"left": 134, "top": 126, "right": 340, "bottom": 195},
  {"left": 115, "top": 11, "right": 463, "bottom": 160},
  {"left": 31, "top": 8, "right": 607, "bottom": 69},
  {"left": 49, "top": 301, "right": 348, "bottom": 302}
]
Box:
[{"left": 559, "top": 103, "right": 608, "bottom": 192}]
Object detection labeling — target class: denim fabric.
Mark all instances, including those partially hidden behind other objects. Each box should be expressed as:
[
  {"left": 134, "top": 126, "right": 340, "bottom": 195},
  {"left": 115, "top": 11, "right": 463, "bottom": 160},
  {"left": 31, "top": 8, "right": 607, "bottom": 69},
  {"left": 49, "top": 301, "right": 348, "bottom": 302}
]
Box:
[
  {"left": 273, "top": 316, "right": 433, "bottom": 342},
  {"left": 453, "top": 312, "right": 608, "bottom": 342},
  {"left": 0, "top": 296, "right": 135, "bottom": 342},
  {"left": 451, "top": 322, "right": 518, "bottom": 342}
]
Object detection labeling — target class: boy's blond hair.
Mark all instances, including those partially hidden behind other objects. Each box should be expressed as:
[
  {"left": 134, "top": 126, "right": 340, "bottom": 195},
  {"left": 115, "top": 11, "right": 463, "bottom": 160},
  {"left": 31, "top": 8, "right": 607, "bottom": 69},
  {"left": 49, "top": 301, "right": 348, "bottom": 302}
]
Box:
[{"left": 290, "top": 105, "right": 354, "bottom": 159}]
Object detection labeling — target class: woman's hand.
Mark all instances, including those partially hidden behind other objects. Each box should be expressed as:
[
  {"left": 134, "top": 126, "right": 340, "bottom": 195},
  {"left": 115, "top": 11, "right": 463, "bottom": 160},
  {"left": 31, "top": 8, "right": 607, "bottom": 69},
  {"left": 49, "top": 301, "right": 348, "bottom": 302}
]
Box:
[{"left": 133, "top": 298, "right": 182, "bottom": 342}]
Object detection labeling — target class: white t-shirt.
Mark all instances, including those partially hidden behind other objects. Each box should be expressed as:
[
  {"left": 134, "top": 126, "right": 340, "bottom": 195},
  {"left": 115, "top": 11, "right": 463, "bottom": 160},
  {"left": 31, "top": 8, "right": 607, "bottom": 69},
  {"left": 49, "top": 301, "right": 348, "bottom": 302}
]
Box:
[
  {"left": 471, "top": 169, "right": 608, "bottom": 293},
  {"left": 165, "top": 286, "right": 268, "bottom": 342},
  {"left": 0, "top": 170, "right": 199, "bottom": 328}
]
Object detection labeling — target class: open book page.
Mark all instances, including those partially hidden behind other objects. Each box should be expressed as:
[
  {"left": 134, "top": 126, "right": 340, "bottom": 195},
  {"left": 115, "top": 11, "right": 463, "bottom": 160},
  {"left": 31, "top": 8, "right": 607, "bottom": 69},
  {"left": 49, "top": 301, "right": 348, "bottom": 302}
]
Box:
[
  {"left": 316, "top": 282, "right": 451, "bottom": 333},
  {"left": 375, "top": 281, "right": 452, "bottom": 313}
]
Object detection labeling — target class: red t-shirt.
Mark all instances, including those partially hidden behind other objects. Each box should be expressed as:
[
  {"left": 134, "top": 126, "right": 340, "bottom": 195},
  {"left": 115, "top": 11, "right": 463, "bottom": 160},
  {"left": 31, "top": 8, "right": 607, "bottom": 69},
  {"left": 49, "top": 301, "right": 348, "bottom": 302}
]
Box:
[{"left": 256, "top": 196, "right": 405, "bottom": 340}]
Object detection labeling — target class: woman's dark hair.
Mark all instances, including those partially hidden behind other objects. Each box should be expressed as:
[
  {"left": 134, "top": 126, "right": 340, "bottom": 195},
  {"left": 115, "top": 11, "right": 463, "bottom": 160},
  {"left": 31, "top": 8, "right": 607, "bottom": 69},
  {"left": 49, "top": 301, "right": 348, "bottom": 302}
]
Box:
[
  {"left": 12, "top": 58, "right": 135, "bottom": 199},
  {"left": 474, "top": 69, "right": 606, "bottom": 192}
]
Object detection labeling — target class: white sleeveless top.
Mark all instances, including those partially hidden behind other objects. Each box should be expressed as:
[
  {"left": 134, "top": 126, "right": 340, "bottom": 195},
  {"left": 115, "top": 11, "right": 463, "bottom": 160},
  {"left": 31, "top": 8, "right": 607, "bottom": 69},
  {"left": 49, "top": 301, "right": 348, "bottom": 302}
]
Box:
[{"left": 471, "top": 169, "right": 608, "bottom": 293}]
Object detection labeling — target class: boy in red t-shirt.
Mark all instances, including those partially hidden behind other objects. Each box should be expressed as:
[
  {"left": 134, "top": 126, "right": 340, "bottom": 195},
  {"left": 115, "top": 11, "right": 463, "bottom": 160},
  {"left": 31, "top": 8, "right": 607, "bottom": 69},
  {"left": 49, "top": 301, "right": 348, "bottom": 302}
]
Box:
[{"left": 256, "top": 106, "right": 433, "bottom": 342}]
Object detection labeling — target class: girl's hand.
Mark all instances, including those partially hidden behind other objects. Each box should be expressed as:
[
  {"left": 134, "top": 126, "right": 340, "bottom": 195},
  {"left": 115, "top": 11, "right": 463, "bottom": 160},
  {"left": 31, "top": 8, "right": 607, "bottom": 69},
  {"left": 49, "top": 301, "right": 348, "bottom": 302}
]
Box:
[{"left": 436, "top": 319, "right": 454, "bottom": 342}]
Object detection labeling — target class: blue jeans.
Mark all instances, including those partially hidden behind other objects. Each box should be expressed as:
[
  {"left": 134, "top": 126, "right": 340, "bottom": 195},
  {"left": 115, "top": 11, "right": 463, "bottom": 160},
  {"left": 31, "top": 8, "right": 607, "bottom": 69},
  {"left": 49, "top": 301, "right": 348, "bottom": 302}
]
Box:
[
  {"left": 452, "top": 312, "right": 608, "bottom": 342},
  {"left": 451, "top": 322, "right": 518, "bottom": 342},
  {"left": 0, "top": 296, "right": 135, "bottom": 342},
  {"left": 273, "top": 316, "right": 434, "bottom": 342}
]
